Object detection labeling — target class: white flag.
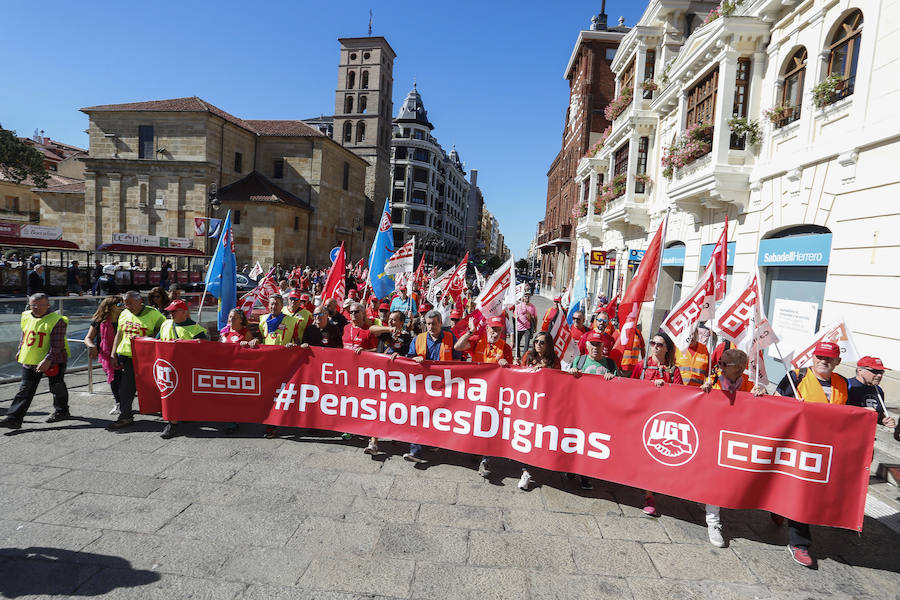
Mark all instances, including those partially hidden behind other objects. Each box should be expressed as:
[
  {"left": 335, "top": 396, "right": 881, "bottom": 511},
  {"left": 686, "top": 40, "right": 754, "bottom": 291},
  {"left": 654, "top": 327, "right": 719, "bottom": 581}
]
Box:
[
  {"left": 475, "top": 257, "right": 514, "bottom": 318},
  {"left": 784, "top": 318, "right": 860, "bottom": 370},
  {"left": 661, "top": 261, "right": 716, "bottom": 350},
  {"left": 385, "top": 237, "right": 415, "bottom": 276},
  {"left": 249, "top": 261, "right": 263, "bottom": 280},
  {"left": 474, "top": 266, "right": 486, "bottom": 291},
  {"left": 426, "top": 267, "right": 455, "bottom": 305},
  {"left": 713, "top": 270, "right": 774, "bottom": 350}
]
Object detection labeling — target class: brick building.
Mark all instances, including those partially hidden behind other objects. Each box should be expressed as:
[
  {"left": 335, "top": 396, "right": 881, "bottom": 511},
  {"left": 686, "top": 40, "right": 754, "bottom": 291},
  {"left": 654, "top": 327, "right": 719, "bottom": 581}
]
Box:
[{"left": 538, "top": 8, "right": 629, "bottom": 294}]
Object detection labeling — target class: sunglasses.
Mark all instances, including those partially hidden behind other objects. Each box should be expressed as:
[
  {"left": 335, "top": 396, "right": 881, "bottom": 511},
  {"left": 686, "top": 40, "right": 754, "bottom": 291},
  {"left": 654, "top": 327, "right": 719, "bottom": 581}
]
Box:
[
  {"left": 313, "top": 312, "right": 325, "bottom": 317},
  {"left": 573, "top": 317, "right": 584, "bottom": 321},
  {"left": 718, "top": 362, "right": 739, "bottom": 368},
  {"left": 865, "top": 368, "right": 885, "bottom": 375},
  {"left": 648, "top": 341, "right": 665, "bottom": 348},
  {"left": 535, "top": 340, "right": 547, "bottom": 345}
]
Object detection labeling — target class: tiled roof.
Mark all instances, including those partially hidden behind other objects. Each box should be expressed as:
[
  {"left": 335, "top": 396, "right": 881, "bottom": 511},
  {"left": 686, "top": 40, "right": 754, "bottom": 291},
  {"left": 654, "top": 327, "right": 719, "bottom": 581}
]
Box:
[
  {"left": 81, "top": 97, "right": 325, "bottom": 138},
  {"left": 29, "top": 173, "right": 85, "bottom": 193},
  {"left": 218, "top": 171, "right": 312, "bottom": 211},
  {"left": 81, "top": 96, "right": 255, "bottom": 133},
  {"left": 244, "top": 120, "right": 325, "bottom": 137}
]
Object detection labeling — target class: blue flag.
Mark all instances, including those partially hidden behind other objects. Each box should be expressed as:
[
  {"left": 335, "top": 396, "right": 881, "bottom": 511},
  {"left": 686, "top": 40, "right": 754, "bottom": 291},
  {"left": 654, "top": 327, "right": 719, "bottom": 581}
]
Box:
[
  {"left": 203, "top": 210, "right": 236, "bottom": 330},
  {"left": 367, "top": 199, "right": 395, "bottom": 300},
  {"left": 567, "top": 249, "right": 588, "bottom": 325},
  {"left": 208, "top": 218, "right": 223, "bottom": 238}
]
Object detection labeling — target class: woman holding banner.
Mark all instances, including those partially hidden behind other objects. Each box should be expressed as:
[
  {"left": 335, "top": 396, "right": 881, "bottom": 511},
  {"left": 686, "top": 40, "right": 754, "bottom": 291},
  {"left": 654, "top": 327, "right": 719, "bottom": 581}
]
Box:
[
  {"left": 631, "top": 331, "right": 682, "bottom": 516},
  {"left": 519, "top": 332, "right": 561, "bottom": 370}
]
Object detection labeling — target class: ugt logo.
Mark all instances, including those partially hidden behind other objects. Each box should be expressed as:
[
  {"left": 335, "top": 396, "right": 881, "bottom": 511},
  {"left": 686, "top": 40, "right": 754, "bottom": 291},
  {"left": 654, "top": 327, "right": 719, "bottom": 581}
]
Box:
[
  {"left": 153, "top": 358, "right": 178, "bottom": 398},
  {"left": 642, "top": 411, "right": 699, "bottom": 466}
]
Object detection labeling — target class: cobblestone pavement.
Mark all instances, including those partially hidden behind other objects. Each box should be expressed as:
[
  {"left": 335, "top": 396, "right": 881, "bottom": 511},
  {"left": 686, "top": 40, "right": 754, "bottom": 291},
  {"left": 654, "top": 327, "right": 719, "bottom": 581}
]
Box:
[{"left": 1, "top": 360, "right": 899, "bottom": 598}]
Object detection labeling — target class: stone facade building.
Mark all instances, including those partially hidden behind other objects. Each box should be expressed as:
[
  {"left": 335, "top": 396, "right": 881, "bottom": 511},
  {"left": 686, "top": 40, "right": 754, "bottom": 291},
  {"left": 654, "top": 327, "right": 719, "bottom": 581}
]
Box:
[
  {"left": 389, "top": 85, "right": 470, "bottom": 268},
  {"left": 574, "top": 0, "right": 900, "bottom": 376},
  {"left": 538, "top": 8, "right": 630, "bottom": 294},
  {"left": 77, "top": 97, "right": 368, "bottom": 268}
]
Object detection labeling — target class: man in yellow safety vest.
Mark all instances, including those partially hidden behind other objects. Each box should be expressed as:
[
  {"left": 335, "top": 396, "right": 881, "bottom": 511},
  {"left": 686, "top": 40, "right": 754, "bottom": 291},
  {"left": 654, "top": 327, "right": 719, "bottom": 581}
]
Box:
[
  {"left": 1, "top": 293, "right": 71, "bottom": 429},
  {"left": 158, "top": 299, "right": 209, "bottom": 439}
]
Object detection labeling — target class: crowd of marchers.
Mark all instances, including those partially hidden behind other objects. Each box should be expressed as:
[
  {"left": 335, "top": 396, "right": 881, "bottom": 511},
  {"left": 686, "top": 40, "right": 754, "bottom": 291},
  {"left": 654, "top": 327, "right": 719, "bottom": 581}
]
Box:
[{"left": 3, "top": 267, "right": 898, "bottom": 570}]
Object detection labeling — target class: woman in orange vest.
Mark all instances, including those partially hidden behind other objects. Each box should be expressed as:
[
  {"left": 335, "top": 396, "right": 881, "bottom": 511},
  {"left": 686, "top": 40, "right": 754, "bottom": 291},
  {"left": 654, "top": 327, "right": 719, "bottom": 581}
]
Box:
[
  {"left": 699, "top": 348, "right": 765, "bottom": 548},
  {"left": 772, "top": 341, "right": 847, "bottom": 568}
]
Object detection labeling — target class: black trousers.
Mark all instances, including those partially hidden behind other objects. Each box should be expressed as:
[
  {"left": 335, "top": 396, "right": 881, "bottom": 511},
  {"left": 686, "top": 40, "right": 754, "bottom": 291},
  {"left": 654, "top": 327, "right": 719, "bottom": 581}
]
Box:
[
  {"left": 117, "top": 356, "right": 137, "bottom": 420},
  {"left": 6, "top": 364, "right": 69, "bottom": 422},
  {"left": 788, "top": 519, "right": 812, "bottom": 548}
]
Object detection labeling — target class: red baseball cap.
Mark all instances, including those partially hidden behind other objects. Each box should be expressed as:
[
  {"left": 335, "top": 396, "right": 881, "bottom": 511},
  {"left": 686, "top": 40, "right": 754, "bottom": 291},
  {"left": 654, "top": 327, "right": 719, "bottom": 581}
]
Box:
[
  {"left": 553, "top": 295, "right": 562, "bottom": 303},
  {"left": 419, "top": 304, "right": 432, "bottom": 313},
  {"left": 165, "top": 299, "right": 189, "bottom": 312},
  {"left": 857, "top": 356, "right": 888, "bottom": 370},
  {"left": 300, "top": 293, "right": 311, "bottom": 302},
  {"left": 347, "top": 289, "right": 359, "bottom": 299},
  {"left": 378, "top": 303, "right": 390, "bottom": 311},
  {"left": 289, "top": 291, "right": 303, "bottom": 300},
  {"left": 450, "top": 309, "right": 463, "bottom": 319},
  {"left": 487, "top": 316, "right": 505, "bottom": 328},
  {"left": 813, "top": 341, "right": 840, "bottom": 358}
]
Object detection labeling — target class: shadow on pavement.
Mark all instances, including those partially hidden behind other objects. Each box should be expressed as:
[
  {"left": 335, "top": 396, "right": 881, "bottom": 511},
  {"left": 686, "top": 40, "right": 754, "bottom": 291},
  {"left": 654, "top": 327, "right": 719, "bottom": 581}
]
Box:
[{"left": 0, "top": 546, "right": 160, "bottom": 597}]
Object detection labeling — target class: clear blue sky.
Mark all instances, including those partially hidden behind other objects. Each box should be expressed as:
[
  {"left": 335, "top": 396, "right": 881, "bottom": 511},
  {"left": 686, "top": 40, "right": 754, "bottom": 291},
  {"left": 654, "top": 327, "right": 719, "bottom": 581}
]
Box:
[{"left": 1, "top": 1, "right": 645, "bottom": 259}]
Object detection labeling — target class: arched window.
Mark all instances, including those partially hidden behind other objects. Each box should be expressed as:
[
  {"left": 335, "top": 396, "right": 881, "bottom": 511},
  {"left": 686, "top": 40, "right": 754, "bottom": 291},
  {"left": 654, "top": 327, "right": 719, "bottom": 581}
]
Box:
[
  {"left": 343, "top": 122, "right": 352, "bottom": 143},
  {"left": 356, "top": 121, "right": 366, "bottom": 143},
  {"left": 344, "top": 95, "right": 353, "bottom": 114},
  {"left": 359, "top": 95, "right": 367, "bottom": 113},
  {"left": 827, "top": 9, "right": 863, "bottom": 102},
  {"left": 361, "top": 70, "right": 369, "bottom": 89},
  {"left": 347, "top": 70, "right": 356, "bottom": 89},
  {"left": 778, "top": 47, "right": 806, "bottom": 127}
]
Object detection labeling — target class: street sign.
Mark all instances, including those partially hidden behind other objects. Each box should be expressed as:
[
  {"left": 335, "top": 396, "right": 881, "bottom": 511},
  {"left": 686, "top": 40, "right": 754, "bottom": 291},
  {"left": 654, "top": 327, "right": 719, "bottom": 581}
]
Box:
[
  {"left": 330, "top": 246, "right": 341, "bottom": 263},
  {"left": 590, "top": 250, "right": 606, "bottom": 266}
]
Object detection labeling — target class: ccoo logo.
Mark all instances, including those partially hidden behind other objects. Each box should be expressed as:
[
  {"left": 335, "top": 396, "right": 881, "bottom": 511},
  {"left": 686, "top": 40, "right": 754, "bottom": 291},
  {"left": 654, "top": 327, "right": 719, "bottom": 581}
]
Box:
[
  {"left": 153, "top": 358, "right": 178, "bottom": 398},
  {"left": 642, "top": 411, "right": 699, "bottom": 466},
  {"left": 378, "top": 210, "right": 392, "bottom": 232}
]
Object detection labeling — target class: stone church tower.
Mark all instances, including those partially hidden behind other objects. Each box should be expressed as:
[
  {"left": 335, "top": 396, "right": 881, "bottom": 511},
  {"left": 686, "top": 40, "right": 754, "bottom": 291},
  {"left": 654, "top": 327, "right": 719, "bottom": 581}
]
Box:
[{"left": 332, "top": 37, "right": 396, "bottom": 229}]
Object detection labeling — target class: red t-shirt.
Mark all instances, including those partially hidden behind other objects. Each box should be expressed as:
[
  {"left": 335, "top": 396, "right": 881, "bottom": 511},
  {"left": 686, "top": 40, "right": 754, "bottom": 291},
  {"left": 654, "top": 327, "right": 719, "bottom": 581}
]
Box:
[
  {"left": 342, "top": 323, "right": 377, "bottom": 350},
  {"left": 221, "top": 328, "right": 248, "bottom": 344}
]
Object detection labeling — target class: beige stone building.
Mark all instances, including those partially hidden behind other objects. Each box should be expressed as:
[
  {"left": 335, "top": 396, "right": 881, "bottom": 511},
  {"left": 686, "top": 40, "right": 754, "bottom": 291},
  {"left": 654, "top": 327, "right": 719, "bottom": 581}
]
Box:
[{"left": 77, "top": 97, "right": 368, "bottom": 268}]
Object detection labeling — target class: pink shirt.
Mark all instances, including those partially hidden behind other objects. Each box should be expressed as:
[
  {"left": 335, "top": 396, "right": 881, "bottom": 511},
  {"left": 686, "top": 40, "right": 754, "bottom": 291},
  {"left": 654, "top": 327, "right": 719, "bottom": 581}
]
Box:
[{"left": 515, "top": 302, "right": 536, "bottom": 332}]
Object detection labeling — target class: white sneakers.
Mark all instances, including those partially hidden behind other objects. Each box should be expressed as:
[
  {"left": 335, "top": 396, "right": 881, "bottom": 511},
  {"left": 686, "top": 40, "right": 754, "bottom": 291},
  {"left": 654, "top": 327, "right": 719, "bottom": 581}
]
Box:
[
  {"left": 708, "top": 522, "right": 726, "bottom": 547},
  {"left": 109, "top": 404, "right": 120, "bottom": 416},
  {"left": 518, "top": 470, "right": 533, "bottom": 491}
]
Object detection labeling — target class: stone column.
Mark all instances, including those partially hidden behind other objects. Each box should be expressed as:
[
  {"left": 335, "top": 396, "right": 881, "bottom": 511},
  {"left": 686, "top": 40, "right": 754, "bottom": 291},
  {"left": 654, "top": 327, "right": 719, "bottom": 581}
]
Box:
[
  {"left": 107, "top": 173, "right": 122, "bottom": 242},
  {"left": 136, "top": 174, "right": 150, "bottom": 234},
  {"left": 635, "top": 42, "right": 648, "bottom": 107},
  {"left": 713, "top": 50, "right": 740, "bottom": 165},
  {"left": 588, "top": 170, "right": 599, "bottom": 224},
  {"left": 624, "top": 132, "right": 640, "bottom": 199},
  {"left": 83, "top": 170, "right": 100, "bottom": 248}
]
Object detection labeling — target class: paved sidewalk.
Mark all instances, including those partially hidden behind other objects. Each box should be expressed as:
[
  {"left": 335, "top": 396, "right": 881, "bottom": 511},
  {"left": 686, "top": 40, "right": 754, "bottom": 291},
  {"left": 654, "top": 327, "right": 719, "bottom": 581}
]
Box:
[{"left": 0, "top": 371, "right": 899, "bottom": 600}]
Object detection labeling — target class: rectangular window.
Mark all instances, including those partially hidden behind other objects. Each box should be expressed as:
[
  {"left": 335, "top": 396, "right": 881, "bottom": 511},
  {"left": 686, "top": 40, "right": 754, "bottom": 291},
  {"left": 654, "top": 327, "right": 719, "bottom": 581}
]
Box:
[
  {"left": 606, "top": 48, "right": 617, "bottom": 61},
  {"left": 411, "top": 189, "right": 427, "bottom": 204},
  {"left": 685, "top": 67, "right": 719, "bottom": 128},
  {"left": 342, "top": 162, "right": 349, "bottom": 190},
  {"left": 643, "top": 50, "right": 656, "bottom": 98},
  {"left": 395, "top": 146, "right": 407, "bottom": 160},
  {"left": 273, "top": 159, "right": 284, "bottom": 179},
  {"left": 731, "top": 58, "right": 751, "bottom": 149},
  {"left": 234, "top": 152, "right": 242, "bottom": 173},
  {"left": 4, "top": 196, "right": 20, "bottom": 212},
  {"left": 620, "top": 58, "right": 636, "bottom": 94},
  {"left": 294, "top": 216, "right": 300, "bottom": 231},
  {"left": 394, "top": 165, "right": 406, "bottom": 181},
  {"left": 413, "top": 167, "right": 428, "bottom": 184},
  {"left": 409, "top": 210, "right": 425, "bottom": 226},
  {"left": 414, "top": 148, "right": 430, "bottom": 162},
  {"left": 392, "top": 189, "right": 405, "bottom": 203},
  {"left": 635, "top": 137, "right": 649, "bottom": 193},
  {"left": 613, "top": 142, "right": 629, "bottom": 177},
  {"left": 234, "top": 210, "right": 241, "bottom": 225},
  {"left": 413, "top": 130, "right": 425, "bottom": 140},
  {"left": 138, "top": 125, "right": 154, "bottom": 159},
  {"left": 391, "top": 208, "right": 403, "bottom": 223}
]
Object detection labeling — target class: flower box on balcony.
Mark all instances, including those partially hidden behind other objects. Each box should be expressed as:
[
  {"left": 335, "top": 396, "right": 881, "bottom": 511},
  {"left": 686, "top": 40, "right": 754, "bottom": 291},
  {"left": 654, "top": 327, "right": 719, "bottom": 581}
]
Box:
[{"left": 604, "top": 88, "right": 633, "bottom": 122}]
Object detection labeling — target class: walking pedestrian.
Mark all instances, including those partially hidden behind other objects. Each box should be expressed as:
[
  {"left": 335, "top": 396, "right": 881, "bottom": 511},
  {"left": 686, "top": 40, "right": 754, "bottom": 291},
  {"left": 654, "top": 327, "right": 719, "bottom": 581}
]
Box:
[
  {"left": 107, "top": 291, "right": 166, "bottom": 430},
  {"left": 83, "top": 296, "right": 124, "bottom": 416},
  {"left": 515, "top": 291, "right": 537, "bottom": 357},
  {"left": 0, "top": 293, "right": 71, "bottom": 429}
]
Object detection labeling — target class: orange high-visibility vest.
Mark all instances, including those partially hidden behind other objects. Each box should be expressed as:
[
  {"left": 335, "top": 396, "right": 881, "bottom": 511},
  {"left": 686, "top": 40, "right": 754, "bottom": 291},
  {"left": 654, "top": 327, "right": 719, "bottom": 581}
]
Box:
[
  {"left": 796, "top": 369, "right": 848, "bottom": 404},
  {"left": 676, "top": 343, "right": 710, "bottom": 387},
  {"left": 472, "top": 337, "right": 510, "bottom": 364},
  {"left": 620, "top": 329, "right": 645, "bottom": 371},
  {"left": 712, "top": 374, "right": 755, "bottom": 392},
  {"left": 414, "top": 331, "right": 454, "bottom": 361}
]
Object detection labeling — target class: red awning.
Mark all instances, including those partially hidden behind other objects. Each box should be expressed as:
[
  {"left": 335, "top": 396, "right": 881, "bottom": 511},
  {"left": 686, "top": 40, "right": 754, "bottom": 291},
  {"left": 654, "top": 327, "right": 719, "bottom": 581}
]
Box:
[
  {"left": 0, "top": 235, "right": 80, "bottom": 250},
  {"left": 96, "top": 243, "right": 207, "bottom": 257}
]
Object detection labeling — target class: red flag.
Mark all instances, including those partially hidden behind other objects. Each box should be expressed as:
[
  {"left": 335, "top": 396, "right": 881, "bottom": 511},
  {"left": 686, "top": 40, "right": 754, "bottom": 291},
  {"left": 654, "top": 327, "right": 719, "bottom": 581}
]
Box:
[
  {"left": 237, "top": 268, "right": 279, "bottom": 315},
  {"left": 412, "top": 254, "right": 426, "bottom": 289},
  {"left": 709, "top": 216, "right": 728, "bottom": 301},
  {"left": 616, "top": 216, "right": 667, "bottom": 353},
  {"left": 323, "top": 243, "right": 347, "bottom": 303},
  {"left": 442, "top": 252, "right": 469, "bottom": 306},
  {"left": 603, "top": 293, "right": 619, "bottom": 320}
]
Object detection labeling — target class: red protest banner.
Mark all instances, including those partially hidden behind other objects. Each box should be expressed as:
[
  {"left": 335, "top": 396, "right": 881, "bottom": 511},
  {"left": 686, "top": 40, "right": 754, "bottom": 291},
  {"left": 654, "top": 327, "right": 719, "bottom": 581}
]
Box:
[{"left": 134, "top": 340, "right": 875, "bottom": 531}]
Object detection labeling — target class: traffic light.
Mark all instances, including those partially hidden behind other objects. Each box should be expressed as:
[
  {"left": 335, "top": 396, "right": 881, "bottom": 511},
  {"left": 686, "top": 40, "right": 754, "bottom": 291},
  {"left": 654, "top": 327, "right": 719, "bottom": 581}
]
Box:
[{"left": 208, "top": 183, "right": 219, "bottom": 207}]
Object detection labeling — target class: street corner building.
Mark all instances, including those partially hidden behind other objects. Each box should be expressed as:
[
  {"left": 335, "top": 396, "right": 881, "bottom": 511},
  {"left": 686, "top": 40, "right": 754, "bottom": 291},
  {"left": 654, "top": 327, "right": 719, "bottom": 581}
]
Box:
[{"left": 536, "top": 0, "right": 900, "bottom": 379}]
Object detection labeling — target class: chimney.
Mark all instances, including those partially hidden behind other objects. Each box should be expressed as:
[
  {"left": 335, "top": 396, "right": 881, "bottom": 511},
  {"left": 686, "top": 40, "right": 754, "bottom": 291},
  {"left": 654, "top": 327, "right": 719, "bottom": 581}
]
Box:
[{"left": 596, "top": 0, "right": 608, "bottom": 31}]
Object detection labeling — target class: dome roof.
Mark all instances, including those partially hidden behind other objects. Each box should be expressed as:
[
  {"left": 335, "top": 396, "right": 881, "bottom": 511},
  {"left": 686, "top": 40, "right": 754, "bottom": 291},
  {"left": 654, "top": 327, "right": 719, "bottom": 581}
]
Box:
[{"left": 394, "top": 84, "right": 433, "bottom": 129}]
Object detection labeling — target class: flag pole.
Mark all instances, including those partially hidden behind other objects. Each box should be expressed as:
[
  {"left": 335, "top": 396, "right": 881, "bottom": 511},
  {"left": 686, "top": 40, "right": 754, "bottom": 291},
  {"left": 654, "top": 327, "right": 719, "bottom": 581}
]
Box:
[
  {"left": 773, "top": 342, "right": 803, "bottom": 401},
  {"left": 646, "top": 209, "right": 670, "bottom": 349}
]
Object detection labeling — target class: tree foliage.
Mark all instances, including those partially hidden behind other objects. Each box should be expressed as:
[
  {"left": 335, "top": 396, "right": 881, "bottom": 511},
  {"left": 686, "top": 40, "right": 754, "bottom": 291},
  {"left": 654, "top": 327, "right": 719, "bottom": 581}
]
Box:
[
  {"left": 515, "top": 258, "right": 529, "bottom": 271},
  {"left": 0, "top": 129, "right": 49, "bottom": 188}
]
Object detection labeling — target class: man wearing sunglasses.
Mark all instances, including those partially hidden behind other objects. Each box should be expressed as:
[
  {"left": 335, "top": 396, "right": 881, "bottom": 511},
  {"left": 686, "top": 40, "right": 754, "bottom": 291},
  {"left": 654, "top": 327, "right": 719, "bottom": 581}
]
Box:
[
  {"left": 848, "top": 356, "right": 896, "bottom": 430},
  {"left": 773, "top": 340, "right": 848, "bottom": 568},
  {"left": 342, "top": 302, "right": 378, "bottom": 354}
]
